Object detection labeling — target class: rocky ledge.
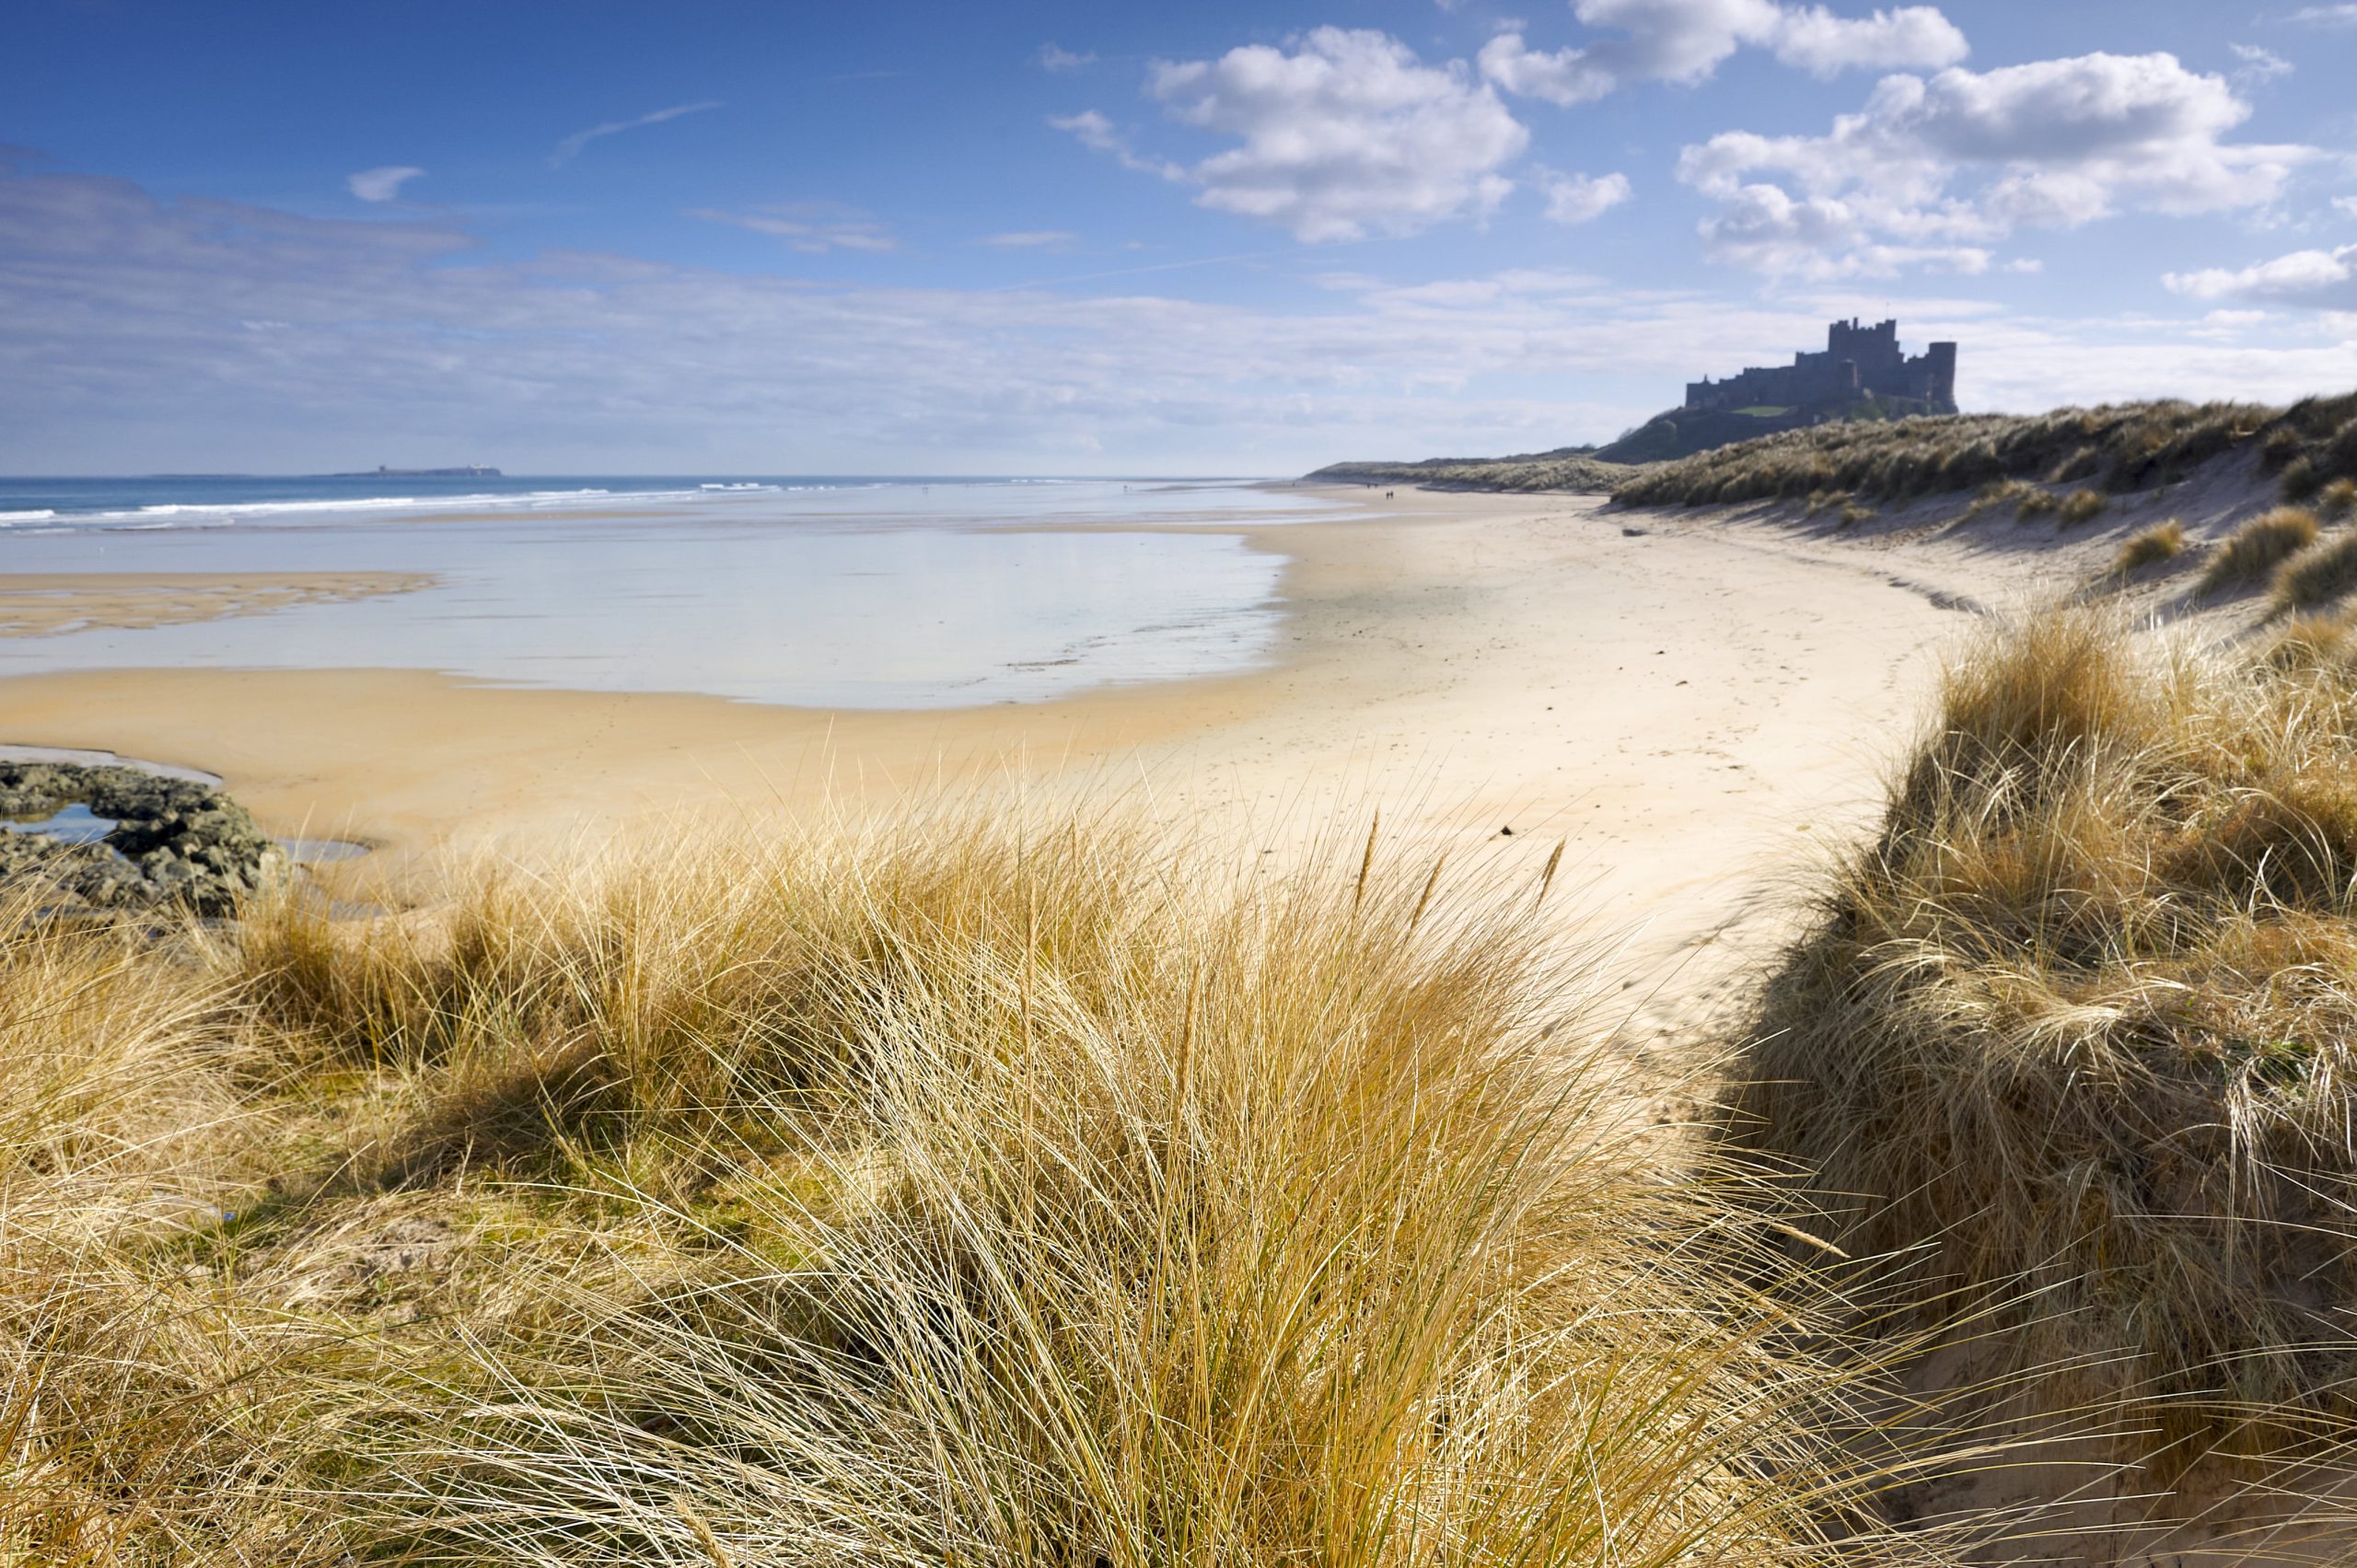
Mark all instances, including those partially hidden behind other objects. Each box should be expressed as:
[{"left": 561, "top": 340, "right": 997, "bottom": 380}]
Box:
[{"left": 0, "top": 761, "right": 283, "bottom": 912}]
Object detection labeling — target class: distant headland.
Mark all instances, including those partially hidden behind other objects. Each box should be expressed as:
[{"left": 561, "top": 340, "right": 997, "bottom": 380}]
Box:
[
  {"left": 1601, "top": 317, "right": 1957, "bottom": 463},
  {"left": 1307, "top": 317, "right": 1964, "bottom": 484},
  {"left": 319, "top": 464, "right": 503, "bottom": 479}
]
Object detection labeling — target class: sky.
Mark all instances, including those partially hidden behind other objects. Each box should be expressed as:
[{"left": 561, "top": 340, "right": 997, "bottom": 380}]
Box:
[{"left": 5, "top": 0, "right": 2356, "bottom": 476}]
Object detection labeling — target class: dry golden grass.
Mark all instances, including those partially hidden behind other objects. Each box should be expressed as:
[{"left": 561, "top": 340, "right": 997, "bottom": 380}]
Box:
[
  {"left": 0, "top": 898, "right": 353, "bottom": 1563},
  {"left": 2056, "top": 487, "right": 2107, "bottom": 526},
  {"left": 2198, "top": 506, "right": 2321, "bottom": 596},
  {"left": 31, "top": 617, "right": 2357, "bottom": 1556},
  {"left": 2109, "top": 519, "right": 2186, "bottom": 574},
  {"left": 2321, "top": 477, "right": 2357, "bottom": 519},
  {"left": 1614, "top": 391, "right": 2357, "bottom": 509},
  {"left": 1308, "top": 450, "right": 1643, "bottom": 493},
  {"left": 1961, "top": 478, "right": 2056, "bottom": 522},
  {"left": 1726, "top": 609, "right": 2357, "bottom": 1448},
  {"left": 2276, "top": 531, "right": 2357, "bottom": 610},
  {"left": 0, "top": 816, "right": 1926, "bottom": 1566}
]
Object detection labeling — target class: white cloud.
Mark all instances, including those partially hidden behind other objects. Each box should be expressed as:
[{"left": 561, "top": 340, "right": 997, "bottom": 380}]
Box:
[
  {"left": 688, "top": 203, "right": 895, "bottom": 253},
  {"left": 2287, "top": 4, "right": 2357, "bottom": 24},
  {"left": 2165, "top": 245, "right": 2356, "bottom": 306},
  {"left": 10, "top": 159, "right": 2353, "bottom": 475},
  {"left": 2230, "top": 42, "right": 2293, "bottom": 86},
  {"left": 1543, "top": 169, "right": 1631, "bottom": 223},
  {"left": 1039, "top": 43, "right": 1095, "bottom": 71},
  {"left": 981, "top": 230, "right": 1077, "bottom": 248},
  {"left": 1678, "top": 52, "right": 2316, "bottom": 275},
  {"left": 1049, "top": 110, "right": 1187, "bottom": 180},
  {"left": 1688, "top": 179, "right": 1992, "bottom": 274},
  {"left": 1126, "top": 28, "right": 1529, "bottom": 242},
  {"left": 2185, "top": 307, "right": 2275, "bottom": 341},
  {"left": 1480, "top": 1, "right": 1966, "bottom": 105},
  {"left": 2336, "top": 194, "right": 2357, "bottom": 217},
  {"left": 552, "top": 100, "right": 724, "bottom": 166},
  {"left": 1475, "top": 36, "right": 1617, "bottom": 107},
  {"left": 346, "top": 166, "right": 424, "bottom": 203},
  {"left": 1767, "top": 5, "right": 1971, "bottom": 76}
]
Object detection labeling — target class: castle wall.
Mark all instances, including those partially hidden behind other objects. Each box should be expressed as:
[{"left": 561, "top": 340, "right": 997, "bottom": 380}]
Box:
[{"left": 1684, "top": 319, "right": 1956, "bottom": 412}]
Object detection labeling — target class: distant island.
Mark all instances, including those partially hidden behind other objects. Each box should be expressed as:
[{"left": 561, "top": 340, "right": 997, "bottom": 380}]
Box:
[
  {"left": 1307, "top": 317, "right": 1962, "bottom": 486},
  {"left": 319, "top": 464, "right": 503, "bottom": 479}
]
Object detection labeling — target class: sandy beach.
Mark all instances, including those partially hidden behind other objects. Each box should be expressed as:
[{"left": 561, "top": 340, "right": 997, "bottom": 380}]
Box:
[
  {"left": 0, "top": 483, "right": 2099, "bottom": 1039},
  {"left": 0, "top": 570, "right": 432, "bottom": 638}
]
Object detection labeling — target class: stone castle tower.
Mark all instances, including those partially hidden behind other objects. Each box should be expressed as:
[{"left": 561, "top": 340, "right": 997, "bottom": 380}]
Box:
[{"left": 1684, "top": 319, "right": 1956, "bottom": 414}]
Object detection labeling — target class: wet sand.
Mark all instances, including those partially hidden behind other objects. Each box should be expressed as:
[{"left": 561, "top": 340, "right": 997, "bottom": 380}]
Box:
[
  {"left": 0, "top": 571, "right": 431, "bottom": 638},
  {"left": 0, "top": 485, "right": 2072, "bottom": 1040}
]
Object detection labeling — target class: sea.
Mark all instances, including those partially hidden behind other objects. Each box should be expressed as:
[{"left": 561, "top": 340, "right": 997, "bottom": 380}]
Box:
[{"left": 0, "top": 474, "right": 1352, "bottom": 708}]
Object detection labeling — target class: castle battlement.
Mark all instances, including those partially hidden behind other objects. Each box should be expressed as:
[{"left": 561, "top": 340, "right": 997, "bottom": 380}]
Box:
[{"left": 1683, "top": 319, "right": 1956, "bottom": 415}]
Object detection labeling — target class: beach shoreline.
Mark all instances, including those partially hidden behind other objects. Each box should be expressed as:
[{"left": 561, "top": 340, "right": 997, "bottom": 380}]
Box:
[{"left": 0, "top": 483, "right": 2061, "bottom": 1043}]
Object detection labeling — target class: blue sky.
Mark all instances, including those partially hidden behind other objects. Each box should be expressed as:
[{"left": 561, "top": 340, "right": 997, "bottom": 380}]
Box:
[{"left": 6, "top": 0, "right": 2355, "bottom": 474}]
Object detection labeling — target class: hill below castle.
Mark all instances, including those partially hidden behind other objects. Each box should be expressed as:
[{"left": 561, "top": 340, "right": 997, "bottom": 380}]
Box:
[{"left": 1309, "top": 318, "right": 1964, "bottom": 482}]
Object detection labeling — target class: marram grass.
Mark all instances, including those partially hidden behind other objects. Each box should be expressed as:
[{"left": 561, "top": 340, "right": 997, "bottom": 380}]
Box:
[
  {"left": 2108, "top": 519, "right": 2185, "bottom": 575},
  {"left": 2198, "top": 506, "right": 2318, "bottom": 596},
  {"left": 1727, "top": 608, "right": 2357, "bottom": 1450},
  {"left": 1614, "top": 391, "right": 2357, "bottom": 509},
  {"left": 0, "top": 814, "right": 1929, "bottom": 1566}
]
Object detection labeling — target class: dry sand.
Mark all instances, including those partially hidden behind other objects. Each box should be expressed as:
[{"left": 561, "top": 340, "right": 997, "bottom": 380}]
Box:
[
  {"left": 0, "top": 485, "right": 2116, "bottom": 1044},
  {"left": 0, "top": 475, "right": 2319, "bottom": 1564}
]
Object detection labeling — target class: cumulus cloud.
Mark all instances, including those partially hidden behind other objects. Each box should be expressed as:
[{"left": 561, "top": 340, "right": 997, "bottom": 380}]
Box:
[
  {"left": 1688, "top": 179, "right": 1992, "bottom": 275},
  {"left": 2165, "top": 245, "right": 2357, "bottom": 306},
  {"left": 346, "top": 166, "right": 424, "bottom": 203},
  {"left": 1677, "top": 52, "right": 2316, "bottom": 275},
  {"left": 552, "top": 100, "right": 724, "bottom": 166},
  {"left": 1065, "top": 29, "right": 1528, "bottom": 242},
  {"left": 2287, "top": 4, "right": 2357, "bottom": 23},
  {"left": 1479, "top": 0, "right": 1967, "bottom": 106},
  {"left": 1475, "top": 35, "right": 1617, "bottom": 106},
  {"left": 1768, "top": 4, "right": 1971, "bottom": 75},
  {"left": 688, "top": 203, "right": 895, "bottom": 253},
  {"left": 1039, "top": 43, "right": 1095, "bottom": 71},
  {"left": 1543, "top": 170, "right": 1632, "bottom": 223}
]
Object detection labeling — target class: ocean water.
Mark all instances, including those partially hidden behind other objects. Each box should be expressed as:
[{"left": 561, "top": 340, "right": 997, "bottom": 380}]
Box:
[
  {"left": 0, "top": 473, "right": 1318, "bottom": 530},
  {"left": 0, "top": 475, "right": 1349, "bottom": 708}
]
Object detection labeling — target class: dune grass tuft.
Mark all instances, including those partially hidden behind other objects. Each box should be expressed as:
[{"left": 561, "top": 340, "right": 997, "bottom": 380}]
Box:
[
  {"left": 2197, "top": 506, "right": 2320, "bottom": 596},
  {"left": 2274, "top": 530, "right": 2357, "bottom": 610},
  {"left": 2056, "top": 487, "right": 2107, "bottom": 526},
  {"left": 2109, "top": 518, "right": 2186, "bottom": 574},
  {"left": 0, "top": 816, "right": 1923, "bottom": 1565},
  {"left": 1726, "top": 609, "right": 2357, "bottom": 1446}
]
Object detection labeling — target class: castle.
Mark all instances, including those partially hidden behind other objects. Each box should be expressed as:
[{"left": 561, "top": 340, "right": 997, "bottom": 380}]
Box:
[{"left": 1683, "top": 319, "right": 1956, "bottom": 415}]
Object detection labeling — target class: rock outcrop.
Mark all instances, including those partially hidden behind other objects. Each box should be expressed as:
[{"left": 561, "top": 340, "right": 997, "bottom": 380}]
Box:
[{"left": 0, "top": 761, "right": 283, "bottom": 912}]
